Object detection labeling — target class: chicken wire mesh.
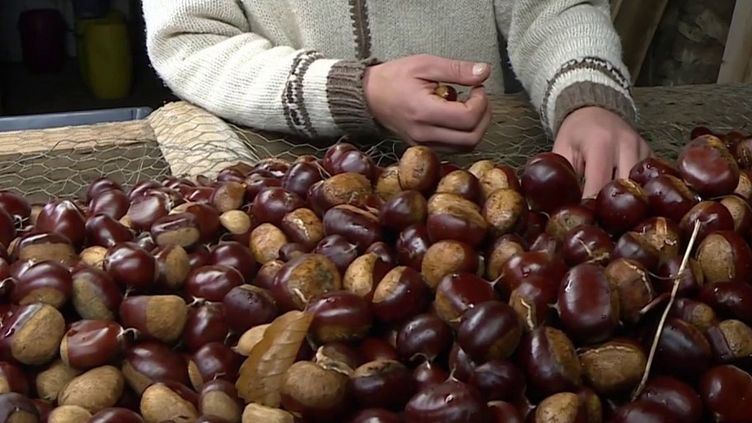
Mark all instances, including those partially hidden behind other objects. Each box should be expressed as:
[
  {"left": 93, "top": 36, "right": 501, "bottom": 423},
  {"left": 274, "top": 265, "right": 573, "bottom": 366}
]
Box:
[{"left": 0, "top": 83, "right": 750, "bottom": 203}]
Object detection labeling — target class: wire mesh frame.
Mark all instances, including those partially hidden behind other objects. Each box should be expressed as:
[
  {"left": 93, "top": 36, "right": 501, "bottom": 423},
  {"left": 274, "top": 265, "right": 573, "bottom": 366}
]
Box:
[{"left": 0, "top": 83, "right": 750, "bottom": 203}]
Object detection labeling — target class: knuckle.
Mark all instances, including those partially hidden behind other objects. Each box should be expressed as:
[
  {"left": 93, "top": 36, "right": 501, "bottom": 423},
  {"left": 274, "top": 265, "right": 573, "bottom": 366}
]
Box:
[{"left": 407, "top": 127, "right": 427, "bottom": 143}]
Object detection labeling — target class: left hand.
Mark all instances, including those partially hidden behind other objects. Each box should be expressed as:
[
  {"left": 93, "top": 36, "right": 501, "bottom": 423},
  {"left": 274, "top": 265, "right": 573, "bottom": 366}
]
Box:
[{"left": 553, "top": 106, "right": 652, "bottom": 199}]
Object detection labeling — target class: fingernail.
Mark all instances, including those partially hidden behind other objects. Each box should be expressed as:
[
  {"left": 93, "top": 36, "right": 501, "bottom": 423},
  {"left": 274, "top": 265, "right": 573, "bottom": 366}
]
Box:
[{"left": 472, "top": 63, "right": 488, "bottom": 76}]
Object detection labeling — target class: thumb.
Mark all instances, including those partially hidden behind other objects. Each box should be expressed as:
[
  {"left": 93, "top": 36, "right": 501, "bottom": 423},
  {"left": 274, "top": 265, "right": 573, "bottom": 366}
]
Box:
[{"left": 413, "top": 56, "right": 491, "bottom": 86}]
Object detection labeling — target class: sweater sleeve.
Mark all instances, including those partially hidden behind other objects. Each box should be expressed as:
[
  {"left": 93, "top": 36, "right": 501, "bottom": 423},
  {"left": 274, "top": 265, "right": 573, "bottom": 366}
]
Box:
[
  {"left": 142, "top": 0, "right": 378, "bottom": 139},
  {"left": 494, "top": 0, "right": 637, "bottom": 138}
]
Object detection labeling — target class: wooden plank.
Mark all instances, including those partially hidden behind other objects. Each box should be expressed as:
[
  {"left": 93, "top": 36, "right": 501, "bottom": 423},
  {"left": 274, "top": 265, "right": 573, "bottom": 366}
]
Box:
[
  {"left": 612, "top": 0, "right": 670, "bottom": 83},
  {"left": 718, "top": 0, "right": 752, "bottom": 83}
]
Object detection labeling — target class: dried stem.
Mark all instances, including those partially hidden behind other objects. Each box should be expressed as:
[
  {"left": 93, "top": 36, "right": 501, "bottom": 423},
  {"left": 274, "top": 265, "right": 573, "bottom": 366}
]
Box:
[{"left": 631, "top": 220, "right": 702, "bottom": 400}]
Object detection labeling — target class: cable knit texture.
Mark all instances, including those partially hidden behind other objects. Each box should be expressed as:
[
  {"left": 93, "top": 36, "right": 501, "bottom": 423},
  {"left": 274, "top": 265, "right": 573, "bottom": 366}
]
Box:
[{"left": 143, "top": 0, "right": 635, "bottom": 139}]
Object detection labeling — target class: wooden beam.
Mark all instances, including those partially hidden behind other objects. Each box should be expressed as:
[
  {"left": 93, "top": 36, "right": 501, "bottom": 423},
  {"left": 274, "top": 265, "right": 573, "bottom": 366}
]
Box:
[
  {"left": 612, "top": 0, "right": 670, "bottom": 83},
  {"left": 718, "top": 0, "right": 752, "bottom": 84}
]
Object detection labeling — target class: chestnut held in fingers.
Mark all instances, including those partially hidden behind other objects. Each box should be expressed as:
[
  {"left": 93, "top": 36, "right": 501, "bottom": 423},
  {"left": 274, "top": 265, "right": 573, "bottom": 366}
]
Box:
[
  {"left": 403, "top": 379, "right": 490, "bottom": 423},
  {"left": 457, "top": 301, "right": 521, "bottom": 362},
  {"left": 643, "top": 175, "right": 699, "bottom": 223},
  {"left": 103, "top": 243, "right": 157, "bottom": 290},
  {"left": 420, "top": 240, "right": 479, "bottom": 289},
  {"left": 59, "top": 320, "right": 127, "bottom": 370},
  {"left": 371, "top": 266, "right": 429, "bottom": 324},
  {"left": 119, "top": 295, "right": 188, "bottom": 344},
  {"left": 11, "top": 260, "right": 72, "bottom": 309},
  {"left": 0, "top": 303, "right": 65, "bottom": 366},
  {"left": 306, "top": 291, "right": 373, "bottom": 344},
  {"left": 349, "top": 359, "right": 416, "bottom": 411},
  {"left": 557, "top": 263, "right": 620, "bottom": 344},
  {"left": 271, "top": 253, "right": 342, "bottom": 311},
  {"left": 396, "top": 313, "right": 453, "bottom": 364},
  {"left": 695, "top": 230, "right": 752, "bottom": 285},
  {"left": 468, "top": 359, "right": 525, "bottom": 402},
  {"left": 699, "top": 365, "right": 752, "bottom": 423},
  {"left": 521, "top": 152, "right": 582, "bottom": 214},
  {"left": 516, "top": 326, "right": 582, "bottom": 398},
  {"left": 637, "top": 376, "right": 703, "bottom": 423},
  {"left": 678, "top": 134, "right": 740, "bottom": 198},
  {"left": 426, "top": 193, "right": 488, "bottom": 247},
  {"left": 434, "top": 273, "right": 496, "bottom": 328},
  {"left": 398, "top": 146, "right": 440, "bottom": 194},
  {"left": 629, "top": 157, "right": 680, "bottom": 186}
]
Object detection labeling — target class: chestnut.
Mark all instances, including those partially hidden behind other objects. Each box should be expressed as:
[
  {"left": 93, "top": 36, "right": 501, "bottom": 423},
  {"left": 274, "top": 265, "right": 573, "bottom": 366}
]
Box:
[
  {"left": 457, "top": 301, "right": 521, "bottom": 362},
  {"left": 520, "top": 210, "right": 548, "bottom": 245},
  {"left": 11, "top": 260, "right": 72, "bottom": 308},
  {"left": 485, "top": 234, "right": 526, "bottom": 281},
  {"left": 610, "top": 400, "right": 675, "bottom": 423},
  {"left": 398, "top": 146, "right": 440, "bottom": 194},
  {"left": 412, "top": 362, "right": 449, "bottom": 390},
  {"left": 198, "top": 379, "right": 242, "bottom": 423},
  {"left": 0, "top": 191, "right": 30, "bottom": 225},
  {"left": 629, "top": 157, "right": 680, "bottom": 186},
  {"left": 508, "top": 275, "right": 558, "bottom": 331},
  {"left": 578, "top": 339, "right": 646, "bottom": 395},
  {"left": 182, "top": 302, "right": 229, "bottom": 352},
  {"left": 487, "top": 401, "right": 525, "bottom": 423},
  {"left": 306, "top": 291, "right": 373, "bottom": 344},
  {"left": 245, "top": 173, "right": 282, "bottom": 200},
  {"left": 253, "top": 157, "right": 290, "bottom": 178},
  {"left": 12, "top": 232, "right": 77, "bottom": 266},
  {"left": 103, "top": 243, "right": 157, "bottom": 290},
  {"left": 343, "top": 253, "right": 393, "bottom": 300},
  {"left": 71, "top": 267, "right": 122, "bottom": 321},
  {"left": 359, "top": 338, "right": 399, "bottom": 363},
  {"left": 396, "top": 224, "right": 431, "bottom": 270},
  {"left": 396, "top": 313, "right": 452, "bottom": 364},
  {"left": 612, "top": 231, "right": 660, "bottom": 271},
  {"left": 670, "top": 298, "right": 718, "bottom": 331},
  {"left": 719, "top": 195, "right": 752, "bottom": 235},
  {"left": 605, "top": 258, "right": 654, "bottom": 323},
  {"left": 210, "top": 181, "right": 246, "bottom": 212},
  {"left": 280, "top": 207, "right": 325, "bottom": 249},
  {"left": 706, "top": 319, "right": 752, "bottom": 365},
  {"left": 371, "top": 266, "right": 429, "bottom": 324},
  {"left": 436, "top": 170, "right": 482, "bottom": 203},
  {"left": 308, "top": 172, "right": 372, "bottom": 215},
  {"left": 0, "top": 362, "right": 29, "bottom": 395},
  {"left": 557, "top": 263, "right": 620, "bottom": 344},
  {"left": 375, "top": 165, "right": 402, "bottom": 201},
  {"left": 348, "top": 408, "right": 402, "bottom": 423},
  {"left": 0, "top": 392, "right": 40, "bottom": 422},
  {"left": 695, "top": 230, "right": 752, "bottom": 284},
  {"left": 313, "top": 234, "right": 359, "bottom": 274},
  {"left": 119, "top": 295, "right": 188, "bottom": 344},
  {"left": 679, "top": 201, "right": 734, "bottom": 244},
  {"left": 249, "top": 223, "right": 288, "bottom": 265},
  {"left": 187, "top": 342, "right": 242, "bottom": 388},
  {"left": 0, "top": 303, "right": 65, "bottom": 365},
  {"left": 594, "top": 179, "right": 649, "bottom": 235},
  {"left": 477, "top": 163, "right": 520, "bottom": 200},
  {"left": 185, "top": 265, "right": 244, "bottom": 302},
  {"left": 150, "top": 212, "right": 201, "bottom": 248},
  {"left": 434, "top": 273, "right": 496, "bottom": 327},
  {"left": 271, "top": 253, "right": 341, "bottom": 311},
  {"left": 516, "top": 326, "right": 582, "bottom": 398},
  {"left": 209, "top": 241, "right": 256, "bottom": 283},
  {"left": 561, "top": 224, "right": 614, "bottom": 266},
  {"left": 0, "top": 209, "right": 14, "bottom": 249},
  {"left": 254, "top": 259, "right": 284, "bottom": 291},
  {"left": 699, "top": 281, "right": 752, "bottom": 325},
  {"left": 60, "top": 320, "right": 127, "bottom": 370},
  {"left": 36, "top": 200, "right": 86, "bottom": 246},
  {"left": 283, "top": 161, "right": 325, "bottom": 198},
  {"left": 323, "top": 205, "right": 382, "bottom": 252},
  {"left": 251, "top": 187, "right": 304, "bottom": 225},
  {"left": 126, "top": 194, "right": 170, "bottom": 231},
  {"left": 242, "top": 403, "right": 296, "bottom": 422},
  {"left": 529, "top": 232, "right": 559, "bottom": 257},
  {"left": 699, "top": 365, "right": 752, "bottom": 423},
  {"left": 349, "top": 360, "right": 416, "bottom": 411},
  {"left": 420, "top": 240, "right": 479, "bottom": 289},
  {"left": 534, "top": 392, "right": 595, "bottom": 423},
  {"left": 521, "top": 152, "right": 581, "bottom": 213},
  {"left": 380, "top": 190, "right": 428, "bottom": 232},
  {"left": 139, "top": 382, "right": 199, "bottom": 423},
  {"left": 468, "top": 359, "right": 525, "bottom": 402},
  {"left": 403, "top": 379, "right": 490, "bottom": 423},
  {"left": 653, "top": 318, "right": 712, "bottom": 381},
  {"left": 482, "top": 188, "right": 527, "bottom": 236},
  {"left": 365, "top": 242, "right": 397, "bottom": 267},
  {"left": 280, "top": 360, "right": 349, "bottom": 421},
  {"left": 545, "top": 205, "right": 595, "bottom": 242},
  {"left": 637, "top": 376, "right": 703, "bottom": 423},
  {"left": 426, "top": 193, "right": 488, "bottom": 247},
  {"left": 633, "top": 216, "right": 682, "bottom": 264},
  {"left": 121, "top": 341, "right": 190, "bottom": 394},
  {"left": 677, "top": 134, "right": 740, "bottom": 198},
  {"left": 644, "top": 175, "right": 699, "bottom": 223},
  {"left": 497, "top": 251, "right": 566, "bottom": 298},
  {"left": 222, "top": 284, "right": 277, "bottom": 334},
  {"left": 183, "top": 203, "right": 221, "bottom": 243},
  {"left": 86, "top": 214, "right": 134, "bottom": 248},
  {"left": 654, "top": 256, "right": 704, "bottom": 297},
  {"left": 448, "top": 343, "right": 476, "bottom": 383}
]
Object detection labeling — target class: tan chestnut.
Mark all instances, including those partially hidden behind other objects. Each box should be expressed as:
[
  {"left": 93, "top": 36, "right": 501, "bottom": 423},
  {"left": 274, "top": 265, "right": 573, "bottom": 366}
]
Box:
[
  {"left": 79, "top": 246, "right": 107, "bottom": 269},
  {"left": 421, "top": 240, "right": 479, "bottom": 289},
  {"left": 119, "top": 295, "right": 188, "bottom": 344},
  {"left": 35, "top": 360, "right": 82, "bottom": 402},
  {"left": 140, "top": 383, "right": 199, "bottom": 423},
  {"left": 48, "top": 405, "right": 92, "bottom": 423},
  {"left": 212, "top": 181, "right": 246, "bottom": 212},
  {"left": 242, "top": 403, "right": 296, "bottom": 423},
  {"left": 479, "top": 164, "right": 519, "bottom": 200},
  {"left": 233, "top": 324, "right": 269, "bottom": 356},
  {"left": 343, "top": 253, "right": 393, "bottom": 300},
  {"left": 605, "top": 258, "right": 655, "bottom": 324},
  {"left": 579, "top": 339, "right": 647, "bottom": 395},
  {"left": 58, "top": 365, "right": 124, "bottom": 413},
  {"left": 436, "top": 170, "right": 482, "bottom": 203},
  {"left": 280, "top": 208, "right": 324, "bottom": 249},
  {"left": 310, "top": 172, "right": 372, "bottom": 213},
  {"left": 485, "top": 235, "right": 526, "bottom": 281},
  {"left": 375, "top": 165, "right": 402, "bottom": 201},
  {"left": 534, "top": 392, "right": 592, "bottom": 423},
  {"left": 426, "top": 193, "right": 488, "bottom": 247},
  {"left": 706, "top": 319, "right": 752, "bottom": 365},
  {"left": 249, "top": 223, "right": 288, "bottom": 264},
  {"left": 219, "top": 210, "right": 252, "bottom": 235},
  {"left": 0, "top": 303, "right": 66, "bottom": 366},
  {"left": 398, "top": 146, "right": 440, "bottom": 194},
  {"left": 270, "top": 253, "right": 342, "bottom": 311},
  {"left": 695, "top": 230, "right": 752, "bottom": 284},
  {"left": 483, "top": 189, "right": 527, "bottom": 236},
  {"left": 154, "top": 245, "right": 191, "bottom": 291}
]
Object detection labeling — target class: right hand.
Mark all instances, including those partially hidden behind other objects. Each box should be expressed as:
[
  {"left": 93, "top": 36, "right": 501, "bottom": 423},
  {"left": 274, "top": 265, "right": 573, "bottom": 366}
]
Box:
[{"left": 363, "top": 54, "right": 492, "bottom": 152}]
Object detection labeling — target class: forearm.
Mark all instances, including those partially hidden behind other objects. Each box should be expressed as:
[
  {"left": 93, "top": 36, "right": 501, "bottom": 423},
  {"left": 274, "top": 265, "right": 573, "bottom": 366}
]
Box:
[
  {"left": 142, "top": 0, "right": 377, "bottom": 138},
  {"left": 497, "top": 0, "right": 636, "bottom": 137}
]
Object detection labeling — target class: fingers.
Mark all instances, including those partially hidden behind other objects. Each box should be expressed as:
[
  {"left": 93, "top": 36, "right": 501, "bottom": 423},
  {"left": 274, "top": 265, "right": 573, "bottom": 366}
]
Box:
[
  {"left": 409, "top": 105, "right": 492, "bottom": 152},
  {"left": 417, "top": 87, "right": 488, "bottom": 131},
  {"left": 583, "top": 152, "right": 614, "bottom": 199},
  {"left": 413, "top": 55, "right": 491, "bottom": 86},
  {"left": 616, "top": 138, "right": 641, "bottom": 180}
]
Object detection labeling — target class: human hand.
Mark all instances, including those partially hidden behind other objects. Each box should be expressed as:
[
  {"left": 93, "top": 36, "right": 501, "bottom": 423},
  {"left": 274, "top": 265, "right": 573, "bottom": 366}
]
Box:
[
  {"left": 553, "top": 106, "right": 651, "bottom": 199},
  {"left": 363, "top": 54, "right": 492, "bottom": 152}
]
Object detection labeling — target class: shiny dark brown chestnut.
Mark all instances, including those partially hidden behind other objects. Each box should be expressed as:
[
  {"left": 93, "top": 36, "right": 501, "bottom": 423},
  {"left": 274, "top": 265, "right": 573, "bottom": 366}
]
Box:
[
  {"left": 521, "top": 152, "right": 582, "bottom": 214},
  {"left": 371, "top": 266, "right": 429, "bottom": 324},
  {"left": 187, "top": 342, "right": 242, "bottom": 388},
  {"left": 633, "top": 216, "right": 682, "bottom": 264},
  {"left": 396, "top": 224, "right": 431, "bottom": 270},
  {"left": 396, "top": 313, "right": 452, "bottom": 364},
  {"left": 508, "top": 274, "right": 559, "bottom": 331},
  {"left": 221, "top": 284, "right": 277, "bottom": 334},
  {"left": 557, "top": 263, "right": 620, "bottom": 344},
  {"left": 699, "top": 364, "right": 752, "bottom": 423},
  {"left": 468, "top": 359, "right": 525, "bottom": 402},
  {"left": 421, "top": 240, "right": 480, "bottom": 289},
  {"left": 126, "top": 194, "right": 170, "bottom": 232},
  {"left": 0, "top": 392, "right": 40, "bottom": 422},
  {"left": 59, "top": 320, "right": 126, "bottom": 370},
  {"left": 208, "top": 241, "right": 256, "bottom": 284},
  {"left": 185, "top": 265, "right": 244, "bottom": 302},
  {"left": 85, "top": 214, "right": 134, "bottom": 248},
  {"left": 348, "top": 408, "right": 402, "bottom": 423},
  {"left": 629, "top": 157, "right": 680, "bottom": 186},
  {"left": 35, "top": 200, "right": 86, "bottom": 247},
  {"left": 457, "top": 301, "right": 521, "bottom": 362},
  {"left": 324, "top": 205, "right": 382, "bottom": 252},
  {"left": 497, "top": 251, "right": 566, "bottom": 298},
  {"left": 561, "top": 224, "right": 614, "bottom": 266},
  {"left": 349, "top": 360, "right": 416, "bottom": 411},
  {"left": 670, "top": 298, "right": 718, "bottom": 332},
  {"left": 435, "top": 170, "right": 482, "bottom": 203},
  {"left": 89, "top": 188, "right": 129, "bottom": 220},
  {"left": 612, "top": 231, "right": 660, "bottom": 271},
  {"left": 183, "top": 203, "right": 221, "bottom": 243},
  {"left": 11, "top": 260, "right": 72, "bottom": 309},
  {"left": 122, "top": 341, "right": 190, "bottom": 394},
  {"left": 487, "top": 401, "right": 525, "bottom": 423},
  {"left": 0, "top": 362, "right": 29, "bottom": 395},
  {"left": 12, "top": 231, "right": 78, "bottom": 267},
  {"left": 545, "top": 205, "right": 595, "bottom": 242},
  {"left": 706, "top": 319, "right": 752, "bottom": 367},
  {"left": 404, "top": 379, "right": 490, "bottom": 423},
  {"left": 595, "top": 179, "right": 649, "bottom": 235},
  {"left": 358, "top": 338, "right": 399, "bottom": 363},
  {"left": 653, "top": 318, "right": 712, "bottom": 381},
  {"left": 516, "top": 326, "right": 582, "bottom": 398},
  {"left": 643, "top": 175, "right": 699, "bottom": 223},
  {"left": 695, "top": 230, "right": 752, "bottom": 285},
  {"left": 103, "top": 243, "right": 157, "bottom": 290},
  {"left": 313, "top": 234, "right": 359, "bottom": 274},
  {"left": 89, "top": 407, "right": 145, "bottom": 423},
  {"left": 637, "top": 376, "right": 702, "bottom": 423},
  {"left": 426, "top": 193, "right": 488, "bottom": 247},
  {"left": 182, "top": 302, "right": 229, "bottom": 352},
  {"left": 306, "top": 291, "right": 373, "bottom": 344},
  {"left": 365, "top": 242, "right": 397, "bottom": 267},
  {"left": 251, "top": 187, "right": 305, "bottom": 225},
  {"left": 678, "top": 134, "right": 740, "bottom": 198},
  {"left": 680, "top": 201, "right": 735, "bottom": 245},
  {"left": 282, "top": 161, "right": 326, "bottom": 198},
  {"left": 699, "top": 281, "right": 752, "bottom": 325},
  {"left": 119, "top": 295, "right": 187, "bottom": 344},
  {"left": 610, "top": 400, "right": 675, "bottom": 423},
  {"left": 380, "top": 190, "right": 428, "bottom": 233},
  {"left": 412, "top": 362, "right": 449, "bottom": 390},
  {"left": 434, "top": 273, "right": 496, "bottom": 327},
  {"left": 0, "top": 209, "right": 14, "bottom": 249}
]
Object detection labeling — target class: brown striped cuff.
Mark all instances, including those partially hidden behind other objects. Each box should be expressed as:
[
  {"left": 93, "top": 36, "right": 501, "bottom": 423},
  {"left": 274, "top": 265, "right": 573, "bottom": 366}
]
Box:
[
  {"left": 326, "top": 59, "right": 381, "bottom": 135},
  {"left": 552, "top": 81, "right": 637, "bottom": 136}
]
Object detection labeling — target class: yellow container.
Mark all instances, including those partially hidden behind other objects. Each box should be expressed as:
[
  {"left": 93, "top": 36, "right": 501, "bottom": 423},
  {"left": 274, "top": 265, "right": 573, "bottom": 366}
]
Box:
[{"left": 76, "top": 12, "right": 133, "bottom": 100}]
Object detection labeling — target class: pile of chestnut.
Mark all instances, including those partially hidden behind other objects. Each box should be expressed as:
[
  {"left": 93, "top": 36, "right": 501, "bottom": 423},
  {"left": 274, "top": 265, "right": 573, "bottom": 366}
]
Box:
[{"left": 1, "top": 125, "right": 752, "bottom": 423}]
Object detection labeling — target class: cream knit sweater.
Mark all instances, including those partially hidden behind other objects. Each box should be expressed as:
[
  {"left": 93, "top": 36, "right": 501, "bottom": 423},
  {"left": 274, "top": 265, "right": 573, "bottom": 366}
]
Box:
[{"left": 142, "top": 0, "right": 635, "bottom": 140}]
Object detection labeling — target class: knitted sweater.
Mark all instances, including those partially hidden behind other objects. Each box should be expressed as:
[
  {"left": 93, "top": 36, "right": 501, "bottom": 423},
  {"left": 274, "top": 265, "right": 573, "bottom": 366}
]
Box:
[{"left": 142, "top": 0, "right": 635, "bottom": 140}]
